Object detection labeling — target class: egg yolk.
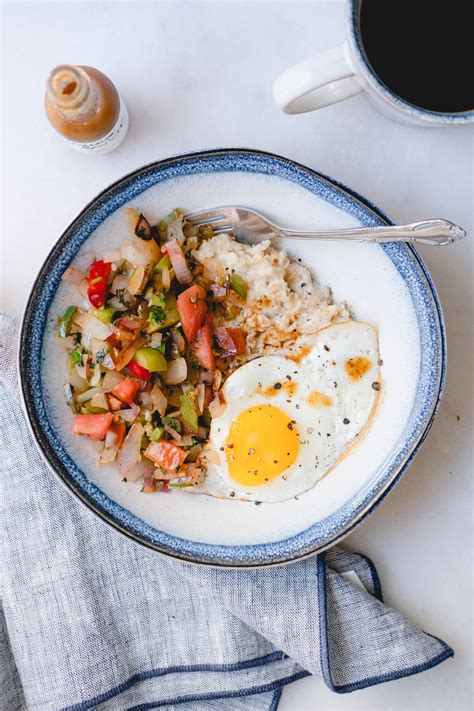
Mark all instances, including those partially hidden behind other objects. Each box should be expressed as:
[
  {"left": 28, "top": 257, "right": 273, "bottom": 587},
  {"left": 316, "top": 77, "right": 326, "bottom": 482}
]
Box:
[{"left": 225, "top": 405, "right": 299, "bottom": 487}]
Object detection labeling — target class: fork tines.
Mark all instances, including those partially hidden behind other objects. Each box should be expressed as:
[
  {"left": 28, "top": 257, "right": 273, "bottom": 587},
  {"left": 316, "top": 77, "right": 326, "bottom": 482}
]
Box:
[{"left": 185, "top": 209, "right": 233, "bottom": 234}]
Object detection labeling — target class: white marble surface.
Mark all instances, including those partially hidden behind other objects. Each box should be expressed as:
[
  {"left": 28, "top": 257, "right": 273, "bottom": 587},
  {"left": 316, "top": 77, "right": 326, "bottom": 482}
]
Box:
[{"left": 1, "top": 2, "right": 473, "bottom": 709}]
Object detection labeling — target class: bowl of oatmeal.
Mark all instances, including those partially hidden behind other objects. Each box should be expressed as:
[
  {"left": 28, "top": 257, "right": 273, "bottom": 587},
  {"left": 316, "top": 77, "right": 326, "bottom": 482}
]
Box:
[{"left": 19, "top": 149, "right": 444, "bottom": 567}]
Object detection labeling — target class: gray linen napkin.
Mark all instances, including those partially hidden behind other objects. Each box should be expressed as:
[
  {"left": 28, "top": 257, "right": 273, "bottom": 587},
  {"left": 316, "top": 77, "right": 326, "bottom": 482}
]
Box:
[{"left": 0, "top": 312, "right": 453, "bottom": 711}]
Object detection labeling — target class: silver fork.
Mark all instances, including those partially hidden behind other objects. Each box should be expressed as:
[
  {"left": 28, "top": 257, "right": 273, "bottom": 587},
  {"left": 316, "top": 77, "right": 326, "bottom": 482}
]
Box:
[{"left": 185, "top": 206, "right": 466, "bottom": 246}]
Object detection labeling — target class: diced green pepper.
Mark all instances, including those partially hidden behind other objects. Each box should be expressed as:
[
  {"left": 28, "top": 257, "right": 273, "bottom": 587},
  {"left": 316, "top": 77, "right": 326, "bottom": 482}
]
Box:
[
  {"left": 147, "top": 293, "right": 180, "bottom": 333},
  {"left": 90, "top": 307, "right": 115, "bottom": 324},
  {"left": 229, "top": 274, "right": 248, "bottom": 299},
  {"left": 58, "top": 306, "right": 76, "bottom": 338},
  {"left": 179, "top": 394, "right": 198, "bottom": 433},
  {"left": 149, "top": 426, "right": 164, "bottom": 442},
  {"left": 153, "top": 255, "right": 172, "bottom": 274},
  {"left": 162, "top": 416, "right": 182, "bottom": 433},
  {"left": 134, "top": 347, "right": 167, "bottom": 372},
  {"left": 70, "top": 349, "right": 82, "bottom": 365},
  {"left": 150, "top": 291, "right": 166, "bottom": 308}
]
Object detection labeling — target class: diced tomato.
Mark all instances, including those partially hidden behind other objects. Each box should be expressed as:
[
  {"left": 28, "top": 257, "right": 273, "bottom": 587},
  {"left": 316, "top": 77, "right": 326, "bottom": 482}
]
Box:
[
  {"left": 193, "top": 316, "right": 215, "bottom": 371},
  {"left": 87, "top": 260, "right": 111, "bottom": 309},
  {"left": 117, "top": 317, "right": 144, "bottom": 331},
  {"left": 128, "top": 359, "right": 151, "bottom": 381},
  {"left": 145, "top": 440, "right": 186, "bottom": 473},
  {"left": 73, "top": 413, "right": 113, "bottom": 441},
  {"left": 214, "top": 327, "right": 246, "bottom": 356},
  {"left": 177, "top": 284, "right": 207, "bottom": 342},
  {"left": 109, "top": 421, "right": 126, "bottom": 449},
  {"left": 111, "top": 377, "right": 141, "bottom": 405}
]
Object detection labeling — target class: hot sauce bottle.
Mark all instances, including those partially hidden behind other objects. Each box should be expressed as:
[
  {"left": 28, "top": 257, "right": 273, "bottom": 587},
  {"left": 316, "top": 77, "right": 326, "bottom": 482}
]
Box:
[{"left": 45, "top": 65, "right": 129, "bottom": 155}]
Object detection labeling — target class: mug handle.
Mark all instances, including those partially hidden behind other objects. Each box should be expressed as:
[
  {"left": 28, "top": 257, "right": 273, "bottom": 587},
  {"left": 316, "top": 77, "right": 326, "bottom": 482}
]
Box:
[{"left": 273, "top": 44, "right": 363, "bottom": 114}]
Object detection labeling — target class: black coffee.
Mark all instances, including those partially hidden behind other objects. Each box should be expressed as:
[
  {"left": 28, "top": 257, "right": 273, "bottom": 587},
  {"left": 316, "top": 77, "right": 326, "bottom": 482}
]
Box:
[{"left": 358, "top": 0, "right": 474, "bottom": 113}]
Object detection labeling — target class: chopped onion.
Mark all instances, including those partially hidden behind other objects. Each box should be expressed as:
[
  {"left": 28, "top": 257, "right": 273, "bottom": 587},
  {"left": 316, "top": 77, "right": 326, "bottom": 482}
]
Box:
[
  {"left": 103, "top": 370, "right": 125, "bottom": 390},
  {"left": 100, "top": 352, "right": 115, "bottom": 370},
  {"left": 90, "top": 392, "right": 110, "bottom": 411},
  {"left": 162, "top": 240, "right": 192, "bottom": 284},
  {"left": 76, "top": 386, "right": 105, "bottom": 404},
  {"left": 74, "top": 313, "right": 113, "bottom": 340},
  {"left": 67, "top": 365, "right": 89, "bottom": 393},
  {"left": 62, "top": 267, "right": 85, "bottom": 285},
  {"left": 115, "top": 402, "right": 140, "bottom": 422},
  {"left": 196, "top": 383, "right": 205, "bottom": 414},
  {"left": 164, "top": 357, "right": 187, "bottom": 385},
  {"left": 209, "top": 393, "right": 226, "bottom": 418},
  {"left": 161, "top": 267, "right": 171, "bottom": 292},
  {"left": 127, "top": 458, "right": 155, "bottom": 483},
  {"left": 150, "top": 384, "right": 167, "bottom": 415},
  {"left": 107, "top": 296, "right": 129, "bottom": 312},
  {"left": 111, "top": 273, "right": 130, "bottom": 294},
  {"left": 75, "top": 354, "right": 90, "bottom": 381},
  {"left": 90, "top": 362, "right": 102, "bottom": 386},
  {"left": 138, "top": 391, "right": 153, "bottom": 408},
  {"left": 164, "top": 425, "right": 183, "bottom": 444},
  {"left": 121, "top": 239, "right": 149, "bottom": 267},
  {"left": 116, "top": 422, "right": 144, "bottom": 476},
  {"left": 150, "top": 332, "right": 162, "bottom": 348},
  {"left": 127, "top": 265, "right": 146, "bottom": 296},
  {"left": 131, "top": 233, "right": 160, "bottom": 262},
  {"left": 212, "top": 369, "right": 223, "bottom": 391}
]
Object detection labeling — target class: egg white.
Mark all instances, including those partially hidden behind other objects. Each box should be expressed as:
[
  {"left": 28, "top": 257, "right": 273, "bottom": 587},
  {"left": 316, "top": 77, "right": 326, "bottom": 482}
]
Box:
[{"left": 189, "top": 322, "right": 381, "bottom": 503}]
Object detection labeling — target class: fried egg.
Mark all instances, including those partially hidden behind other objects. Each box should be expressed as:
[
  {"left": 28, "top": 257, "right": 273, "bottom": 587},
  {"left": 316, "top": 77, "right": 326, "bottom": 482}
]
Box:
[{"left": 192, "top": 322, "right": 381, "bottom": 503}]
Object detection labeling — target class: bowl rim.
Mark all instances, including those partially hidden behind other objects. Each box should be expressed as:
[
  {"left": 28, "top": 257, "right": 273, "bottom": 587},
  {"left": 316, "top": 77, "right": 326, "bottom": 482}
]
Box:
[{"left": 19, "top": 147, "right": 446, "bottom": 568}]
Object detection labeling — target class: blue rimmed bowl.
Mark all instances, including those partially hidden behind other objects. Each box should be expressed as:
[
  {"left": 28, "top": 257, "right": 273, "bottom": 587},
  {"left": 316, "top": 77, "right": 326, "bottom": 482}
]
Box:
[{"left": 19, "top": 149, "right": 445, "bottom": 567}]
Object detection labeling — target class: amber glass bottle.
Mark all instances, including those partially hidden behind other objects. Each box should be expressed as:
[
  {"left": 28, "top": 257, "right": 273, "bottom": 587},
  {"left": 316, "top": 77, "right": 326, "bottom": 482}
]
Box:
[{"left": 45, "top": 65, "right": 128, "bottom": 154}]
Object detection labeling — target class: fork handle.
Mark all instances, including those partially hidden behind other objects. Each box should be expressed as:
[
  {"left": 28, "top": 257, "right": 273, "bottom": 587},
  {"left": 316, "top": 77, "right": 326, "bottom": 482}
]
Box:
[{"left": 276, "top": 219, "right": 466, "bottom": 246}]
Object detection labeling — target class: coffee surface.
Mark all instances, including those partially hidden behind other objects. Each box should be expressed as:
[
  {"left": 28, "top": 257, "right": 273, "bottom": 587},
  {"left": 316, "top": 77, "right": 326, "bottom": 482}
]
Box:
[{"left": 359, "top": 0, "right": 473, "bottom": 113}]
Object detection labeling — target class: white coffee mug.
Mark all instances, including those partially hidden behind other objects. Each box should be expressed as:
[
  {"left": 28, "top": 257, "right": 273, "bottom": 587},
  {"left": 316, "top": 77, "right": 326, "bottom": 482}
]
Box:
[{"left": 273, "top": 0, "right": 474, "bottom": 127}]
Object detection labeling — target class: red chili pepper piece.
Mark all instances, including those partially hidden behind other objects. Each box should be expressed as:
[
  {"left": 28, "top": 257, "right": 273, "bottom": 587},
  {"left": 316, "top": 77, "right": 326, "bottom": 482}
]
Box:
[
  {"left": 87, "top": 260, "right": 111, "bottom": 308},
  {"left": 128, "top": 359, "right": 152, "bottom": 382}
]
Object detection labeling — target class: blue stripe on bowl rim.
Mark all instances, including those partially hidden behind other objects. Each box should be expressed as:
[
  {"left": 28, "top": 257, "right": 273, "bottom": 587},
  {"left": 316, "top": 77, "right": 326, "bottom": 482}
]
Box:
[{"left": 19, "top": 148, "right": 446, "bottom": 568}]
